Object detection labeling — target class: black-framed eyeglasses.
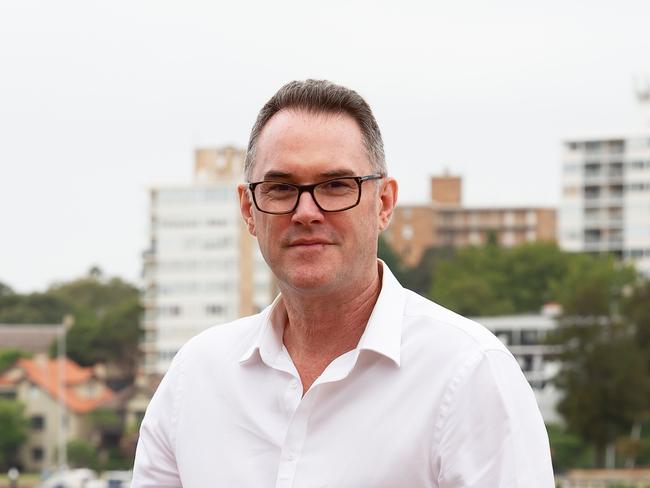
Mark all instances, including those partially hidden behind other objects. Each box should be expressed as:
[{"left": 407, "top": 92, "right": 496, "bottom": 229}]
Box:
[{"left": 247, "top": 174, "right": 384, "bottom": 215}]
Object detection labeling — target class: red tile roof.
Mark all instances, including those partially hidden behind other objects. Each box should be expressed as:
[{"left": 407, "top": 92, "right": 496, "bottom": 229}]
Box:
[{"left": 0, "top": 358, "right": 114, "bottom": 413}]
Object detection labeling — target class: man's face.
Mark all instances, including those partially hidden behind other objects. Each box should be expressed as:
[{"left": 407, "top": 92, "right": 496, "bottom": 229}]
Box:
[{"left": 238, "top": 109, "right": 397, "bottom": 295}]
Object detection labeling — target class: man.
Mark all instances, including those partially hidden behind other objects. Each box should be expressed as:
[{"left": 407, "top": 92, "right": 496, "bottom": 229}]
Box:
[{"left": 132, "top": 80, "right": 554, "bottom": 487}]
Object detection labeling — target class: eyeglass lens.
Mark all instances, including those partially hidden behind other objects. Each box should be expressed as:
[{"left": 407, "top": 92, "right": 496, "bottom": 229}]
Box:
[{"left": 254, "top": 178, "right": 360, "bottom": 213}]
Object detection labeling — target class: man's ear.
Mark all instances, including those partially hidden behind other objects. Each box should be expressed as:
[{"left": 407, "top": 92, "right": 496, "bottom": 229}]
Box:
[
  {"left": 378, "top": 177, "right": 398, "bottom": 232},
  {"left": 238, "top": 184, "right": 257, "bottom": 236}
]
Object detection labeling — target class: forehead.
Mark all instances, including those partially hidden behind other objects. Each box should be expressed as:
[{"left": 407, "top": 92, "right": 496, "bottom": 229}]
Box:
[{"left": 252, "top": 109, "right": 372, "bottom": 181}]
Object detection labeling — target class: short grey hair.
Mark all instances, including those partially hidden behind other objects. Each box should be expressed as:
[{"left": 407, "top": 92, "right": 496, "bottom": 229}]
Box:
[{"left": 244, "top": 79, "right": 386, "bottom": 181}]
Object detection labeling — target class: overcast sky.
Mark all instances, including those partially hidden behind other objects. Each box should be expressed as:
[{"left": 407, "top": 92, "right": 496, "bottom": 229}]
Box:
[{"left": 1, "top": 0, "right": 649, "bottom": 293}]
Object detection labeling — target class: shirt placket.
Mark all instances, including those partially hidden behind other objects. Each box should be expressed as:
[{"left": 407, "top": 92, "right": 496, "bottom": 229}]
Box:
[{"left": 275, "top": 376, "right": 316, "bottom": 488}]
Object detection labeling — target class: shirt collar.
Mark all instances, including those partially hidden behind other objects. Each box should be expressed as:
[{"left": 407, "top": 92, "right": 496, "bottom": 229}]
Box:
[{"left": 239, "top": 260, "right": 405, "bottom": 368}]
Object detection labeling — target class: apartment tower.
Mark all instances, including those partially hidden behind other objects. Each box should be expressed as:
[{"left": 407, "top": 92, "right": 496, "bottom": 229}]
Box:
[
  {"left": 559, "top": 87, "right": 650, "bottom": 275},
  {"left": 141, "top": 147, "right": 273, "bottom": 375}
]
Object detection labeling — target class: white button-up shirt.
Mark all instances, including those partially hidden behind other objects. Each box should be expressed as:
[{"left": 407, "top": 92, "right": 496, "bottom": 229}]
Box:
[{"left": 132, "top": 264, "right": 554, "bottom": 487}]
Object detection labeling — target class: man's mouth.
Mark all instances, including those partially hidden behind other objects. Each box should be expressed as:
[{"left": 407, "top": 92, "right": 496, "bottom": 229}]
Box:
[{"left": 287, "top": 239, "right": 333, "bottom": 247}]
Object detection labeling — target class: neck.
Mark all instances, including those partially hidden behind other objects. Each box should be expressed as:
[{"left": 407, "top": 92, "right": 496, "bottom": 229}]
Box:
[{"left": 279, "top": 262, "right": 383, "bottom": 391}]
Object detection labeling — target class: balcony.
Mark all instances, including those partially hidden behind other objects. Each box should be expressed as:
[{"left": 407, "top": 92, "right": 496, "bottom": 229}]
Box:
[
  {"left": 583, "top": 193, "right": 624, "bottom": 208},
  {"left": 583, "top": 215, "right": 624, "bottom": 229},
  {"left": 583, "top": 170, "right": 624, "bottom": 185},
  {"left": 583, "top": 238, "right": 624, "bottom": 252}
]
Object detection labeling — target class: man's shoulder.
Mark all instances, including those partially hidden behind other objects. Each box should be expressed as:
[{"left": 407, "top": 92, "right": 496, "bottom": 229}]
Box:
[
  {"left": 400, "top": 288, "right": 509, "bottom": 355},
  {"left": 178, "top": 312, "right": 264, "bottom": 363}
]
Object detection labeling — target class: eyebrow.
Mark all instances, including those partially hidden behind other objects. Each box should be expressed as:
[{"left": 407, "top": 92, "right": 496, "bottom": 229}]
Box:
[{"left": 261, "top": 168, "right": 357, "bottom": 180}]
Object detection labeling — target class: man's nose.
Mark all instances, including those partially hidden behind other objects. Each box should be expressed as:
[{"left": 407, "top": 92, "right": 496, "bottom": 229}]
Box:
[{"left": 291, "top": 190, "right": 324, "bottom": 224}]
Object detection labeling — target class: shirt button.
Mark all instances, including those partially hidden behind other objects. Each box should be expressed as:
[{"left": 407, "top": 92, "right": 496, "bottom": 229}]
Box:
[
  {"left": 289, "top": 379, "right": 298, "bottom": 389},
  {"left": 288, "top": 451, "right": 296, "bottom": 461}
]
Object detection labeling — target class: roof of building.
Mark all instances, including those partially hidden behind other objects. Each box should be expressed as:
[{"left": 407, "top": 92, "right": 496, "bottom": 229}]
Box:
[
  {"left": 0, "top": 357, "right": 114, "bottom": 414},
  {"left": 470, "top": 314, "right": 557, "bottom": 331},
  {"left": 0, "top": 324, "right": 61, "bottom": 354}
]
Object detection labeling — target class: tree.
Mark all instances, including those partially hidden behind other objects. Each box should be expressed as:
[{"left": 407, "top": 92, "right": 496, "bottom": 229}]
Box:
[
  {"left": 0, "top": 399, "right": 28, "bottom": 469},
  {"left": 546, "top": 423, "right": 595, "bottom": 473},
  {"left": 427, "top": 242, "right": 570, "bottom": 316},
  {"left": 377, "top": 235, "right": 407, "bottom": 284},
  {"left": 0, "top": 349, "right": 29, "bottom": 374},
  {"left": 46, "top": 271, "right": 141, "bottom": 370},
  {"left": 622, "top": 279, "right": 650, "bottom": 359},
  {"left": 67, "top": 439, "right": 98, "bottom": 469},
  {"left": 93, "top": 298, "right": 142, "bottom": 379},
  {"left": 400, "top": 245, "right": 455, "bottom": 298},
  {"left": 429, "top": 243, "right": 514, "bottom": 315},
  {"left": 48, "top": 270, "right": 138, "bottom": 321},
  {"left": 549, "top": 255, "right": 649, "bottom": 467},
  {"left": 0, "top": 292, "right": 71, "bottom": 323},
  {"left": 0, "top": 281, "right": 14, "bottom": 297}
]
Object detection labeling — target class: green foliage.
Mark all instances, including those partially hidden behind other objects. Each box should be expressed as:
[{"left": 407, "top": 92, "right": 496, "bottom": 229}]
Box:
[
  {"left": 0, "top": 349, "right": 30, "bottom": 374},
  {"left": 0, "top": 292, "right": 71, "bottom": 323},
  {"left": 45, "top": 269, "right": 141, "bottom": 374},
  {"left": 94, "top": 298, "right": 142, "bottom": 372},
  {"left": 547, "top": 423, "right": 595, "bottom": 473},
  {"left": 0, "top": 399, "right": 28, "bottom": 469},
  {"left": 89, "top": 408, "right": 121, "bottom": 431},
  {"left": 48, "top": 273, "right": 137, "bottom": 320},
  {"left": 103, "top": 447, "right": 133, "bottom": 470},
  {"left": 399, "top": 246, "right": 455, "bottom": 298},
  {"left": 0, "top": 282, "right": 14, "bottom": 297},
  {"left": 67, "top": 439, "right": 98, "bottom": 469},
  {"left": 623, "top": 280, "right": 650, "bottom": 356},
  {"left": 549, "top": 256, "right": 650, "bottom": 467},
  {"left": 1, "top": 268, "right": 141, "bottom": 377},
  {"left": 377, "top": 235, "right": 406, "bottom": 282},
  {"left": 429, "top": 242, "right": 569, "bottom": 315}
]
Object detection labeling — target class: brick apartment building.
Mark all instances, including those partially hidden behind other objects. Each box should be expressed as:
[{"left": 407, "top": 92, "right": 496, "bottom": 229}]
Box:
[{"left": 384, "top": 174, "right": 556, "bottom": 266}]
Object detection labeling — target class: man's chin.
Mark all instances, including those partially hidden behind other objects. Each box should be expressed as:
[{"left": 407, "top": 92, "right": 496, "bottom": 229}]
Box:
[{"left": 278, "top": 266, "right": 339, "bottom": 293}]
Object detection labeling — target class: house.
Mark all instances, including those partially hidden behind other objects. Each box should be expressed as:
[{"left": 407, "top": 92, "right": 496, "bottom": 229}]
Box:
[
  {"left": 0, "top": 356, "right": 115, "bottom": 472},
  {"left": 0, "top": 324, "right": 62, "bottom": 355}
]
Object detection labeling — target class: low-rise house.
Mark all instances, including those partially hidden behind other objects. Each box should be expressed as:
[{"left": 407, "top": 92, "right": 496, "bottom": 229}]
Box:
[
  {"left": 0, "top": 356, "right": 115, "bottom": 472},
  {"left": 0, "top": 324, "right": 62, "bottom": 354}
]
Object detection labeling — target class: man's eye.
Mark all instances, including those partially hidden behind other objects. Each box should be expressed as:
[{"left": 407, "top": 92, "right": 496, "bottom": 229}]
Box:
[
  {"left": 264, "top": 183, "right": 293, "bottom": 193},
  {"left": 321, "top": 180, "right": 355, "bottom": 191}
]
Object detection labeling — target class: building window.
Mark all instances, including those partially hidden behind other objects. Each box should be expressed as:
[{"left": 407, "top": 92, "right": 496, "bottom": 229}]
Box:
[
  {"left": 158, "top": 350, "right": 178, "bottom": 361},
  {"left": 494, "top": 330, "right": 512, "bottom": 346},
  {"left": 630, "top": 249, "right": 644, "bottom": 258},
  {"left": 30, "top": 415, "right": 45, "bottom": 430},
  {"left": 32, "top": 447, "right": 44, "bottom": 462},
  {"left": 401, "top": 225, "right": 414, "bottom": 240},
  {"left": 157, "top": 305, "right": 181, "bottom": 317},
  {"left": 521, "top": 330, "right": 540, "bottom": 346},
  {"left": 585, "top": 141, "right": 602, "bottom": 153},
  {"left": 518, "top": 355, "right": 534, "bottom": 372},
  {"left": 567, "top": 142, "right": 580, "bottom": 151},
  {"left": 206, "top": 304, "right": 224, "bottom": 315}
]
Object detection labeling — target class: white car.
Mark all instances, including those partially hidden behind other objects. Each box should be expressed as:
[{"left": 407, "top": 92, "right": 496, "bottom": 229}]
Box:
[{"left": 39, "top": 468, "right": 97, "bottom": 488}]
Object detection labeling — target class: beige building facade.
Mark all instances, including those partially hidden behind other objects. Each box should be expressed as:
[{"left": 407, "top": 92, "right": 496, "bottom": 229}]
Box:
[{"left": 385, "top": 175, "right": 556, "bottom": 266}]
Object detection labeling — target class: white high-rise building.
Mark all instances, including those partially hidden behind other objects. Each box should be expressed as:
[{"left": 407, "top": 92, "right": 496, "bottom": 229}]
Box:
[
  {"left": 141, "top": 147, "right": 274, "bottom": 375},
  {"left": 559, "top": 88, "right": 650, "bottom": 275}
]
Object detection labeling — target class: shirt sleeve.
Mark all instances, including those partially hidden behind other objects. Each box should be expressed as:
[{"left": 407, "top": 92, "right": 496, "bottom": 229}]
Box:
[
  {"left": 131, "top": 352, "right": 185, "bottom": 488},
  {"left": 435, "top": 349, "right": 555, "bottom": 488}
]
